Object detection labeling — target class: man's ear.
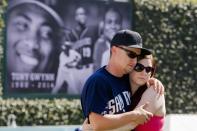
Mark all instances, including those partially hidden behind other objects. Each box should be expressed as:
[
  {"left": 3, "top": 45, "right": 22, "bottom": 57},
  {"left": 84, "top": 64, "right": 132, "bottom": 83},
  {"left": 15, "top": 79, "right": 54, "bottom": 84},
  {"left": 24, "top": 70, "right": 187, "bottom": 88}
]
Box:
[{"left": 111, "top": 46, "right": 117, "bottom": 54}]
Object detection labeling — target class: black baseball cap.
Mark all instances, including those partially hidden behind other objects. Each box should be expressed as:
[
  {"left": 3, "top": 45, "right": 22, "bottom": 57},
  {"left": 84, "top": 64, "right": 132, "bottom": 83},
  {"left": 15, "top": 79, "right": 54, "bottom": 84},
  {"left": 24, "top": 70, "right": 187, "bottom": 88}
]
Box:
[{"left": 111, "top": 30, "right": 152, "bottom": 55}]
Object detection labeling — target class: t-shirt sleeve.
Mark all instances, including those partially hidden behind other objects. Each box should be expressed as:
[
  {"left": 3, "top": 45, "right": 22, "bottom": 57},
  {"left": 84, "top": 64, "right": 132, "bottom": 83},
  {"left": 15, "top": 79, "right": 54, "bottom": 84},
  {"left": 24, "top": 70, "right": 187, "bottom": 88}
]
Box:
[{"left": 81, "top": 76, "right": 110, "bottom": 118}]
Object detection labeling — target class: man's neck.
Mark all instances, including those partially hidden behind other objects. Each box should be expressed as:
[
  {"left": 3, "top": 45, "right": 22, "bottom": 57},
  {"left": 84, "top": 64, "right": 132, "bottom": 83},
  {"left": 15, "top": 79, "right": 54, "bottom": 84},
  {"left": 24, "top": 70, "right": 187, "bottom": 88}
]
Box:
[{"left": 105, "top": 62, "right": 124, "bottom": 77}]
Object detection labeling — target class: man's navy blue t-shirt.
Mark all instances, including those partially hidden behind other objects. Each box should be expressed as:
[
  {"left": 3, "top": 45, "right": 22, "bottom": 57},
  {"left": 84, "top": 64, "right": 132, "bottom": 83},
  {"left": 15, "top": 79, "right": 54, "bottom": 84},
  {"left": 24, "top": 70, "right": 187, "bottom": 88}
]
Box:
[{"left": 81, "top": 66, "right": 131, "bottom": 118}]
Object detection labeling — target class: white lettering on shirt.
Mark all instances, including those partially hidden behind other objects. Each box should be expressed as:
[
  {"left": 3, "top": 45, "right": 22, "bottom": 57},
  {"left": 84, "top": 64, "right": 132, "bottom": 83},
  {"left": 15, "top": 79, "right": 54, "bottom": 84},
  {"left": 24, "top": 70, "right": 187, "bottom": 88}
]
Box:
[
  {"left": 105, "top": 91, "right": 131, "bottom": 115},
  {"left": 123, "top": 91, "right": 131, "bottom": 106},
  {"left": 115, "top": 94, "right": 124, "bottom": 112}
]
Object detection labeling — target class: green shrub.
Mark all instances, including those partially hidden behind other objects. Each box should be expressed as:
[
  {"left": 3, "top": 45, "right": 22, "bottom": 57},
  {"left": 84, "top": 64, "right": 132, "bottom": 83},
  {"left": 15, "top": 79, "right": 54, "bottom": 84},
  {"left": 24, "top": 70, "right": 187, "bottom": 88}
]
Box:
[
  {"left": 0, "top": 98, "right": 83, "bottom": 126},
  {"left": 0, "top": 0, "right": 6, "bottom": 97},
  {"left": 134, "top": 0, "right": 197, "bottom": 113}
]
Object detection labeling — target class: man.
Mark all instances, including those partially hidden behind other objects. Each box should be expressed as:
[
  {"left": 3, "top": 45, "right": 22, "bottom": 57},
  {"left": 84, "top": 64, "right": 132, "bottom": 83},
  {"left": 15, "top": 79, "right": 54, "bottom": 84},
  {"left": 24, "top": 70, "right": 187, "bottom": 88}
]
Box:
[
  {"left": 93, "top": 7, "right": 122, "bottom": 71},
  {"left": 52, "top": 38, "right": 81, "bottom": 94},
  {"left": 68, "top": 6, "right": 98, "bottom": 94},
  {"left": 81, "top": 30, "right": 164, "bottom": 130},
  {"left": 6, "top": 0, "right": 64, "bottom": 92}
]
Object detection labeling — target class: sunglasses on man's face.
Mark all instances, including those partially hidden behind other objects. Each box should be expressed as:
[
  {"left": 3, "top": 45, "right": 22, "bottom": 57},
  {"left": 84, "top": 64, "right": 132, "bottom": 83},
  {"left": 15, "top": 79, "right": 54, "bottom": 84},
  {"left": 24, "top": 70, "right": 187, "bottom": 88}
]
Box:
[
  {"left": 116, "top": 46, "right": 139, "bottom": 59},
  {"left": 134, "top": 63, "right": 154, "bottom": 75}
]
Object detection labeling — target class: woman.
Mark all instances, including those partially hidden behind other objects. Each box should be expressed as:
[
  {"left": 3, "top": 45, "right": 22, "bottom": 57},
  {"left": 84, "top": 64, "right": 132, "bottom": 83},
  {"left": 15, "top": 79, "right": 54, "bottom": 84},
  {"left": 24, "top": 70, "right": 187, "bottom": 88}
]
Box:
[{"left": 129, "top": 54, "right": 166, "bottom": 131}]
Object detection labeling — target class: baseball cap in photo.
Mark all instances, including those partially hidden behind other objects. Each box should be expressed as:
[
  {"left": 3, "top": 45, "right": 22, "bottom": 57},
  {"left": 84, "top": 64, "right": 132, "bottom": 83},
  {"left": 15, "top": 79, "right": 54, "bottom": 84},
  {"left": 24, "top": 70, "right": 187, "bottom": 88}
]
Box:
[
  {"left": 7, "top": 0, "right": 64, "bottom": 28},
  {"left": 111, "top": 30, "right": 152, "bottom": 55}
]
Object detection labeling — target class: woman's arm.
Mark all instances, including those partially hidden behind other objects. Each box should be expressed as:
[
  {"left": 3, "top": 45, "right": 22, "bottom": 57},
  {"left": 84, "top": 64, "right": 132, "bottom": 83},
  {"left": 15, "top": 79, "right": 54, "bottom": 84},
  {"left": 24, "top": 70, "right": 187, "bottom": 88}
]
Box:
[
  {"left": 86, "top": 103, "right": 153, "bottom": 130},
  {"left": 135, "top": 87, "right": 166, "bottom": 116}
]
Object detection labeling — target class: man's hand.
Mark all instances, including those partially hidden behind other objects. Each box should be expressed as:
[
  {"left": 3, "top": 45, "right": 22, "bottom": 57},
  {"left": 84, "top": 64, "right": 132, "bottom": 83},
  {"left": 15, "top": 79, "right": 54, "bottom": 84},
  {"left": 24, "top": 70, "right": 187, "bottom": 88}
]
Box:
[
  {"left": 147, "top": 78, "right": 164, "bottom": 95},
  {"left": 133, "top": 103, "right": 153, "bottom": 125},
  {"left": 82, "top": 118, "right": 93, "bottom": 130}
]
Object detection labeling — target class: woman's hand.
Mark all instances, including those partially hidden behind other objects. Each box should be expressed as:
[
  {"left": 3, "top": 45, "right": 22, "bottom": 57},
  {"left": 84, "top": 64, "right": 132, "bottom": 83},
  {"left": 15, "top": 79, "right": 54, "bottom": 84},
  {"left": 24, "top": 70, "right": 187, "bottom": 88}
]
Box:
[{"left": 147, "top": 78, "right": 164, "bottom": 95}]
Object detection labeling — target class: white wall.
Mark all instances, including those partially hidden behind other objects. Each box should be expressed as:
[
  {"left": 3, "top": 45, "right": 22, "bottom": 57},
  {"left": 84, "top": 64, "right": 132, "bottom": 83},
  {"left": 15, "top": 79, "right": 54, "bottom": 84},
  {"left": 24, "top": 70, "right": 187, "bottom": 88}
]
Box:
[{"left": 164, "top": 114, "right": 197, "bottom": 131}]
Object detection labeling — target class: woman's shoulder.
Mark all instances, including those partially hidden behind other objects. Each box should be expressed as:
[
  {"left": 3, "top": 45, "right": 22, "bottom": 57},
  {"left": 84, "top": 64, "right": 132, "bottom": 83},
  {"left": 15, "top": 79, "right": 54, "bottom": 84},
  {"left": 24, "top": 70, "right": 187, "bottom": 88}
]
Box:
[{"left": 138, "top": 87, "right": 166, "bottom": 115}]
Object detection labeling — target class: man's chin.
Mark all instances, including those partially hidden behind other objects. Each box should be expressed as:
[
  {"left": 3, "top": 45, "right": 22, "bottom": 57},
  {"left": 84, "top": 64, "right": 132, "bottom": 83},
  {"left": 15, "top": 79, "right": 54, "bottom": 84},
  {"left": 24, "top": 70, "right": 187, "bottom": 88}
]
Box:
[
  {"left": 16, "top": 55, "right": 40, "bottom": 72},
  {"left": 123, "top": 69, "right": 132, "bottom": 75},
  {"left": 14, "top": 61, "right": 37, "bottom": 73},
  {"left": 126, "top": 68, "right": 133, "bottom": 74},
  {"left": 20, "top": 55, "right": 39, "bottom": 66}
]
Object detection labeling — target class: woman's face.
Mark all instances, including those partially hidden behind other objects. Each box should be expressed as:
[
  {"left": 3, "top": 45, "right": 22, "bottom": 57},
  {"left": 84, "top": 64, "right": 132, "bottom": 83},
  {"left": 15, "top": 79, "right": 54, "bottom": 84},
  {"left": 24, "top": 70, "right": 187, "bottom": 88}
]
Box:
[{"left": 130, "top": 58, "right": 153, "bottom": 86}]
